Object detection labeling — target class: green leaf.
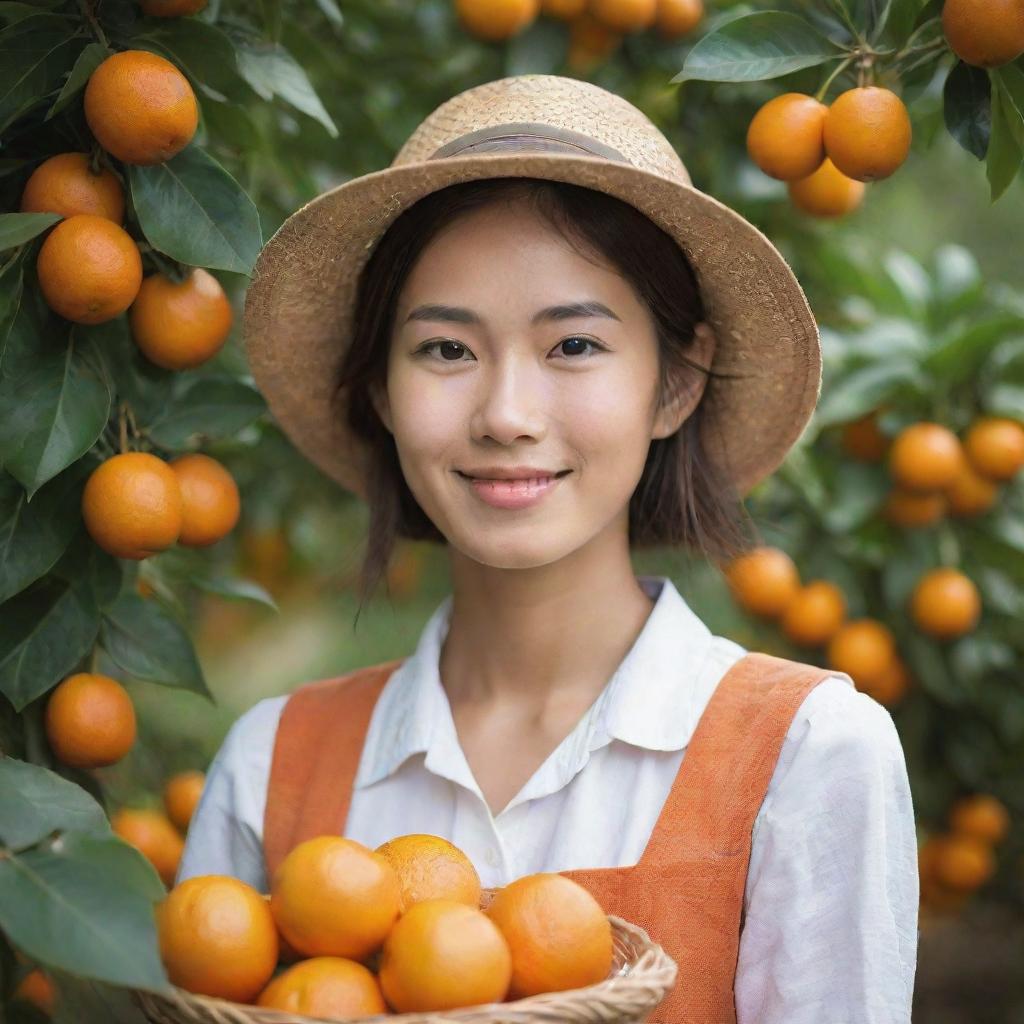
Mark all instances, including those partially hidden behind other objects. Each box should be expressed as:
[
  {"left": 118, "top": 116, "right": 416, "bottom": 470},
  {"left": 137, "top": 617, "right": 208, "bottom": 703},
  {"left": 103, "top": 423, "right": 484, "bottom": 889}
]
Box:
[
  {"left": 0, "top": 831, "right": 170, "bottom": 992},
  {"left": 674, "top": 12, "right": 843, "bottom": 83},
  {"left": 192, "top": 575, "right": 278, "bottom": 611},
  {"left": 145, "top": 377, "right": 265, "bottom": 449},
  {"left": 993, "top": 63, "right": 1024, "bottom": 152},
  {"left": 943, "top": 61, "right": 990, "bottom": 160},
  {"left": 922, "top": 313, "right": 1024, "bottom": 381},
  {"left": 505, "top": 17, "right": 565, "bottom": 76},
  {"left": 130, "top": 20, "right": 245, "bottom": 104},
  {"left": 0, "top": 461, "right": 91, "bottom": 604},
  {"left": 985, "top": 383, "right": 1024, "bottom": 420},
  {"left": 821, "top": 464, "right": 890, "bottom": 533},
  {"left": 987, "top": 79, "right": 1023, "bottom": 202},
  {"left": 0, "top": 578, "right": 100, "bottom": 712},
  {"left": 50, "top": 525, "right": 123, "bottom": 611},
  {"left": 235, "top": 40, "right": 338, "bottom": 137},
  {"left": 0, "top": 25, "right": 81, "bottom": 133},
  {"left": 99, "top": 592, "right": 211, "bottom": 699},
  {"left": 0, "top": 756, "right": 109, "bottom": 850},
  {"left": 45, "top": 41, "right": 108, "bottom": 120},
  {"left": 0, "top": 213, "right": 60, "bottom": 251},
  {"left": 931, "top": 244, "right": 983, "bottom": 318},
  {"left": 815, "top": 360, "right": 927, "bottom": 427},
  {"left": 129, "top": 144, "right": 262, "bottom": 275},
  {"left": 0, "top": 1, "right": 69, "bottom": 25},
  {"left": 50, "top": 968, "right": 151, "bottom": 1024}
]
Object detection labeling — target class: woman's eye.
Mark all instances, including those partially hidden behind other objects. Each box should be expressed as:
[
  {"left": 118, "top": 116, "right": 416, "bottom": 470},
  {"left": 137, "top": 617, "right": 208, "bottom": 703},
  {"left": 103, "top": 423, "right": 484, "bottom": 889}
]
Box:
[{"left": 416, "top": 336, "right": 604, "bottom": 361}]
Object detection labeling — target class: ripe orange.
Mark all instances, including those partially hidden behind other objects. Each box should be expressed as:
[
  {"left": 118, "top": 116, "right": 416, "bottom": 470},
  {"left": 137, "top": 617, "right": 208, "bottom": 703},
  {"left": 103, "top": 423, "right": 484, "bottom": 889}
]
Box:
[
  {"left": 963, "top": 416, "right": 1024, "bottom": 481},
  {"left": 933, "top": 833, "right": 996, "bottom": 890},
  {"left": 840, "top": 411, "right": 889, "bottom": 461},
  {"left": 84, "top": 50, "right": 198, "bottom": 165},
  {"left": 20, "top": 152, "right": 125, "bottom": 223},
  {"left": 882, "top": 488, "right": 946, "bottom": 527},
  {"left": 169, "top": 453, "right": 241, "bottom": 547},
  {"left": 81, "top": 452, "right": 183, "bottom": 560},
  {"left": 823, "top": 86, "right": 912, "bottom": 181},
  {"left": 12, "top": 969, "right": 56, "bottom": 1015},
  {"left": 257, "top": 956, "right": 388, "bottom": 1016},
  {"left": 941, "top": 0, "right": 1024, "bottom": 68},
  {"left": 746, "top": 93, "right": 827, "bottom": 181},
  {"left": 271, "top": 836, "right": 403, "bottom": 959},
  {"left": 888, "top": 422, "right": 964, "bottom": 492},
  {"left": 654, "top": 0, "right": 703, "bottom": 39},
  {"left": 454, "top": 0, "right": 539, "bottom": 40},
  {"left": 724, "top": 546, "right": 800, "bottom": 618},
  {"left": 787, "top": 157, "right": 865, "bottom": 217},
  {"left": 485, "top": 872, "right": 613, "bottom": 998},
  {"left": 779, "top": 580, "right": 846, "bottom": 647},
  {"left": 567, "top": 13, "right": 623, "bottom": 72},
  {"left": 949, "top": 794, "right": 1010, "bottom": 845},
  {"left": 36, "top": 214, "right": 142, "bottom": 324},
  {"left": 375, "top": 833, "right": 482, "bottom": 911},
  {"left": 157, "top": 875, "right": 279, "bottom": 1001},
  {"left": 857, "top": 655, "right": 910, "bottom": 707},
  {"left": 946, "top": 461, "right": 998, "bottom": 517},
  {"left": 909, "top": 567, "right": 980, "bottom": 640},
  {"left": 590, "top": 0, "right": 657, "bottom": 32},
  {"left": 378, "top": 899, "right": 512, "bottom": 1012},
  {"left": 111, "top": 807, "right": 185, "bottom": 885},
  {"left": 826, "top": 619, "right": 896, "bottom": 687},
  {"left": 45, "top": 672, "right": 136, "bottom": 768},
  {"left": 540, "top": 0, "right": 586, "bottom": 17},
  {"left": 140, "top": 0, "right": 208, "bottom": 15},
  {"left": 163, "top": 770, "right": 205, "bottom": 831},
  {"left": 128, "top": 268, "right": 233, "bottom": 370}
]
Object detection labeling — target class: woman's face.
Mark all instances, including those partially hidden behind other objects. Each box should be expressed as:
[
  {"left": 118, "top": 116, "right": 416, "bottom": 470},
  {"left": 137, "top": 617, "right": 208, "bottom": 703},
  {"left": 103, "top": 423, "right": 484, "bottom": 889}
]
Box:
[{"left": 372, "top": 198, "right": 711, "bottom": 570}]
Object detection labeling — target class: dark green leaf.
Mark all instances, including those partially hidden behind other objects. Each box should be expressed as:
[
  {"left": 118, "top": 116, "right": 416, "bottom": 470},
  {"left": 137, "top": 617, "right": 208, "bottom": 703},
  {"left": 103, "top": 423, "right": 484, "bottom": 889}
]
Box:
[
  {"left": 0, "top": 832, "right": 170, "bottom": 992},
  {"left": 0, "top": 26, "right": 81, "bottom": 133},
  {"left": 987, "top": 80, "right": 1023, "bottom": 202},
  {"left": 821, "top": 463, "right": 890, "bottom": 533},
  {"left": 145, "top": 377, "right": 265, "bottom": 449},
  {"left": 922, "top": 313, "right": 1024, "bottom": 380},
  {"left": 100, "top": 592, "right": 211, "bottom": 699},
  {"left": 943, "top": 61, "right": 990, "bottom": 160},
  {"left": 45, "top": 41, "right": 108, "bottom": 120},
  {"left": 192, "top": 575, "right": 278, "bottom": 611},
  {"left": 674, "top": 12, "right": 843, "bottom": 83},
  {"left": 50, "top": 969, "right": 150, "bottom": 1024},
  {"left": 50, "top": 525, "right": 123, "bottom": 611},
  {"left": 815, "top": 361, "right": 927, "bottom": 427},
  {"left": 0, "top": 756, "right": 109, "bottom": 850},
  {"left": 904, "top": 632, "right": 966, "bottom": 707},
  {"left": 129, "top": 144, "right": 262, "bottom": 275},
  {"left": 994, "top": 63, "right": 1024, "bottom": 152},
  {"left": 0, "top": 213, "right": 60, "bottom": 251},
  {"left": 505, "top": 18, "right": 565, "bottom": 76}
]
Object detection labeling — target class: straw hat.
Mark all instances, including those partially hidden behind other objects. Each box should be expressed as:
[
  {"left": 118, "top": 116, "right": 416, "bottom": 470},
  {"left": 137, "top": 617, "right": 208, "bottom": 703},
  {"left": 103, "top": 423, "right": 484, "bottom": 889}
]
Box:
[{"left": 243, "top": 74, "right": 821, "bottom": 501}]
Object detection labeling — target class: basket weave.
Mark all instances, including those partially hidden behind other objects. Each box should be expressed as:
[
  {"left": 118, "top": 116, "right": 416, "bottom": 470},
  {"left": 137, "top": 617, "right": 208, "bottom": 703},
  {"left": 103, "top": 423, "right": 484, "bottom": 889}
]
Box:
[{"left": 132, "top": 888, "right": 677, "bottom": 1024}]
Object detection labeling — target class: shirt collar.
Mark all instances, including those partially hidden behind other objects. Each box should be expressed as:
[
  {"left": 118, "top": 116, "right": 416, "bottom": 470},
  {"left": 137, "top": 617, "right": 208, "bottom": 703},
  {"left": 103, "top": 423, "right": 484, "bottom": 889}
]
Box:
[{"left": 353, "top": 574, "right": 715, "bottom": 789}]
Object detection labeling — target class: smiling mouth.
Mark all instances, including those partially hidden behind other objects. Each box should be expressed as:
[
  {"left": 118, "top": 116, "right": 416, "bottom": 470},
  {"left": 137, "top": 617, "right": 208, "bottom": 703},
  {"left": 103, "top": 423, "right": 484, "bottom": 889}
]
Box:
[{"left": 456, "top": 470, "right": 572, "bottom": 481}]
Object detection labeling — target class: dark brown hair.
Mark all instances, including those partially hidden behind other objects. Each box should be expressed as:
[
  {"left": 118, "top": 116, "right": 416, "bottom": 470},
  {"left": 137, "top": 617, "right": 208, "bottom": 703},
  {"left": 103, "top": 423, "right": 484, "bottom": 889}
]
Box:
[{"left": 337, "top": 177, "right": 752, "bottom": 623}]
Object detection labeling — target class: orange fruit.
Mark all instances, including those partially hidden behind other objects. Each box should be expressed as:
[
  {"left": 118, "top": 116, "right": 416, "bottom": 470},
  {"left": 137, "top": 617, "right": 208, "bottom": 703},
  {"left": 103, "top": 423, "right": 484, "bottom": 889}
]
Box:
[
  {"left": 84, "top": 50, "right": 198, "bottom": 165},
  {"left": 946, "top": 461, "right": 998, "bottom": 517},
  {"left": 256, "top": 956, "right": 388, "bottom": 1017},
  {"left": 590, "top": 0, "right": 657, "bottom": 32},
  {"left": 82, "top": 452, "right": 183, "bottom": 559},
  {"left": 157, "top": 875, "right": 279, "bottom": 1001},
  {"left": 949, "top": 794, "right": 1011, "bottom": 845},
  {"left": 823, "top": 86, "right": 912, "bottom": 181},
  {"left": 169, "top": 453, "right": 241, "bottom": 547},
  {"left": 454, "top": 0, "right": 540, "bottom": 40},
  {"left": 163, "top": 770, "right": 205, "bottom": 831},
  {"left": 12, "top": 969, "right": 56, "bottom": 1015},
  {"left": 941, "top": 0, "right": 1024, "bottom": 68},
  {"left": 933, "top": 833, "right": 996, "bottom": 890},
  {"left": 375, "top": 833, "right": 482, "bottom": 911},
  {"left": 378, "top": 899, "right": 512, "bottom": 1012},
  {"left": 540, "top": 0, "right": 587, "bottom": 17},
  {"left": 654, "top": 0, "right": 703, "bottom": 38},
  {"left": 888, "top": 422, "right": 964, "bottom": 492},
  {"left": 840, "top": 412, "right": 889, "bottom": 462},
  {"left": 779, "top": 580, "right": 846, "bottom": 647},
  {"left": 826, "top": 619, "right": 896, "bottom": 687},
  {"left": 36, "top": 214, "right": 142, "bottom": 324},
  {"left": 271, "top": 836, "right": 403, "bottom": 959},
  {"left": 567, "top": 13, "right": 623, "bottom": 71},
  {"left": 724, "top": 546, "right": 800, "bottom": 618},
  {"left": 45, "top": 672, "right": 136, "bottom": 768},
  {"left": 882, "top": 488, "right": 946, "bottom": 527},
  {"left": 910, "top": 567, "right": 980, "bottom": 640},
  {"left": 485, "top": 872, "right": 613, "bottom": 998},
  {"left": 857, "top": 656, "right": 910, "bottom": 707},
  {"left": 963, "top": 416, "right": 1024, "bottom": 481},
  {"left": 787, "top": 157, "right": 865, "bottom": 217},
  {"left": 128, "top": 268, "right": 233, "bottom": 370},
  {"left": 140, "top": 0, "right": 208, "bottom": 15},
  {"left": 746, "top": 93, "right": 827, "bottom": 182},
  {"left": 20, "top": 152, "right": 124, "bottom": 223},
  {"left": 111, "top": 807, "right": 185, "bottom": 885}
]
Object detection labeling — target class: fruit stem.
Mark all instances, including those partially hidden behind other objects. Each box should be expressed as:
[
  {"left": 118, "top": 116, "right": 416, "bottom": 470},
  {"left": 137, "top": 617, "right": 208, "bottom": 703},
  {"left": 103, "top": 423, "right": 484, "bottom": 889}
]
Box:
[
  {"left": 76, "top": 0, "right": 108, "bottom": 48},
  {"left": 816, "top": 55, "right": 856, "bottom": 102}
]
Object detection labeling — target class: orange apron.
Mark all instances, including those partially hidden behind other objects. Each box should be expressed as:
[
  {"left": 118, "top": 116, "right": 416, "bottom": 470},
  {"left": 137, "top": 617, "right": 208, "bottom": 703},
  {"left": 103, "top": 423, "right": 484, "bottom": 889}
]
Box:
[{"left": 263, "top": 652, "right": 834, "bottom": 1023}]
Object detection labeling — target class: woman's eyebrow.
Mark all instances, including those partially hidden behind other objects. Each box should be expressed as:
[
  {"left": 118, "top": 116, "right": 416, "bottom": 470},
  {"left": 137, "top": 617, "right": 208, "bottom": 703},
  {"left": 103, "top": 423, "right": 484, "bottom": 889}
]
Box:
[{"left": 402, "top": 300, "right": 622, "bottom": 326}]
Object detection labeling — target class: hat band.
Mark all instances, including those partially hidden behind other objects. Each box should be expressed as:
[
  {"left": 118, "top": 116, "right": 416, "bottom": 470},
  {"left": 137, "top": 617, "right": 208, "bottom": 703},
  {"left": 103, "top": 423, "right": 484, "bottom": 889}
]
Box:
[{"left": 429, "top": 122, "right": 629, "bottom": 163}]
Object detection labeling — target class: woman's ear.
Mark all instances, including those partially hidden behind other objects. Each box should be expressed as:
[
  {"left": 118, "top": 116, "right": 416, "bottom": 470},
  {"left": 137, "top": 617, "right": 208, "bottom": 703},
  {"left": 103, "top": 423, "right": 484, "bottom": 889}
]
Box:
[
  {"left": 370, "top": 382, "right": 393, "bottom": 434},
  {"left": 651, "top": 321, "right": 717, "bottom": 441}
]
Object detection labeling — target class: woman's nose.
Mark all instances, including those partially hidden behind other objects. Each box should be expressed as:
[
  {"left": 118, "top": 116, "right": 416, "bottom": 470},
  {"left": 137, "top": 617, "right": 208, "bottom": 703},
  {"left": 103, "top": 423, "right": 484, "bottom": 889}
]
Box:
[{"left": 470, "top": 355, "right": 549, "bottom": 444}]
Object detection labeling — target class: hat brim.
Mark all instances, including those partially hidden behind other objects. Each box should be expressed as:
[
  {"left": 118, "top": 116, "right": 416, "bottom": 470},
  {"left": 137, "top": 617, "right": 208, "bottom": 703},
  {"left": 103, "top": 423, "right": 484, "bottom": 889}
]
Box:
[{"left": 243, "top": 151, "right": 821, "bottom": 501}]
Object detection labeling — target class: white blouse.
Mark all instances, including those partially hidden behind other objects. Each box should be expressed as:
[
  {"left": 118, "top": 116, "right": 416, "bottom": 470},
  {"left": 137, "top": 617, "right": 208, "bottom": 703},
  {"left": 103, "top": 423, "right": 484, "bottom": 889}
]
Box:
[{"left": 177, "top": 574, "right": 919, "bottom": 1023}]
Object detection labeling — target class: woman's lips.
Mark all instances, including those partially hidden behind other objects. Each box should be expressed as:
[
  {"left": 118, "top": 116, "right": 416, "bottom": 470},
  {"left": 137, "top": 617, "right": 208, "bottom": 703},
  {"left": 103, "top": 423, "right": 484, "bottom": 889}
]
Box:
[{"left": 457, "top": 471, "right": 569, "bottom": 510}]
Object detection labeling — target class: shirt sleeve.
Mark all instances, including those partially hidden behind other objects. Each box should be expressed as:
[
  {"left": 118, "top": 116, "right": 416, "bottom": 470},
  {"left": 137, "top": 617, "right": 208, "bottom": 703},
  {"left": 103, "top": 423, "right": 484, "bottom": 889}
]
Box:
[
  {"left": 735, "top": 675, "right": 919, "bottom": 1024},
  {"left": 174, "top": 695, "right": 288, "bottom": 894}
]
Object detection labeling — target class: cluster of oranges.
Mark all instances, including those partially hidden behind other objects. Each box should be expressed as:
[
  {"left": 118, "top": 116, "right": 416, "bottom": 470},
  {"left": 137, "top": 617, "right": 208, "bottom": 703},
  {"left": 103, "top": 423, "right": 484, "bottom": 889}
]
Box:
[
  {"left": 156, "top": 833, "right": 613, "bottom": 1017},
  {"left": 919, "top": 793, "right": 1012, "bottom": 918}
]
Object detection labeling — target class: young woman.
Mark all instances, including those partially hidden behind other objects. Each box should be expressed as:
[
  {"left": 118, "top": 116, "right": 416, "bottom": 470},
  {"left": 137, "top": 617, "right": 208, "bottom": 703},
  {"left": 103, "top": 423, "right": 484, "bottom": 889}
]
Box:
[{"left": 179, "top": 75, "right": 918, "bottom": 1022}]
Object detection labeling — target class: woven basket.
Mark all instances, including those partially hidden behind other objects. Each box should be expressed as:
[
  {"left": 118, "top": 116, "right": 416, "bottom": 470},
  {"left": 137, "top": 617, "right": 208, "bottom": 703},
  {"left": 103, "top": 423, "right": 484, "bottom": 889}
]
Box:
[{"left": 132, "top": 887, "right": 677, "bottom": 1024}]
